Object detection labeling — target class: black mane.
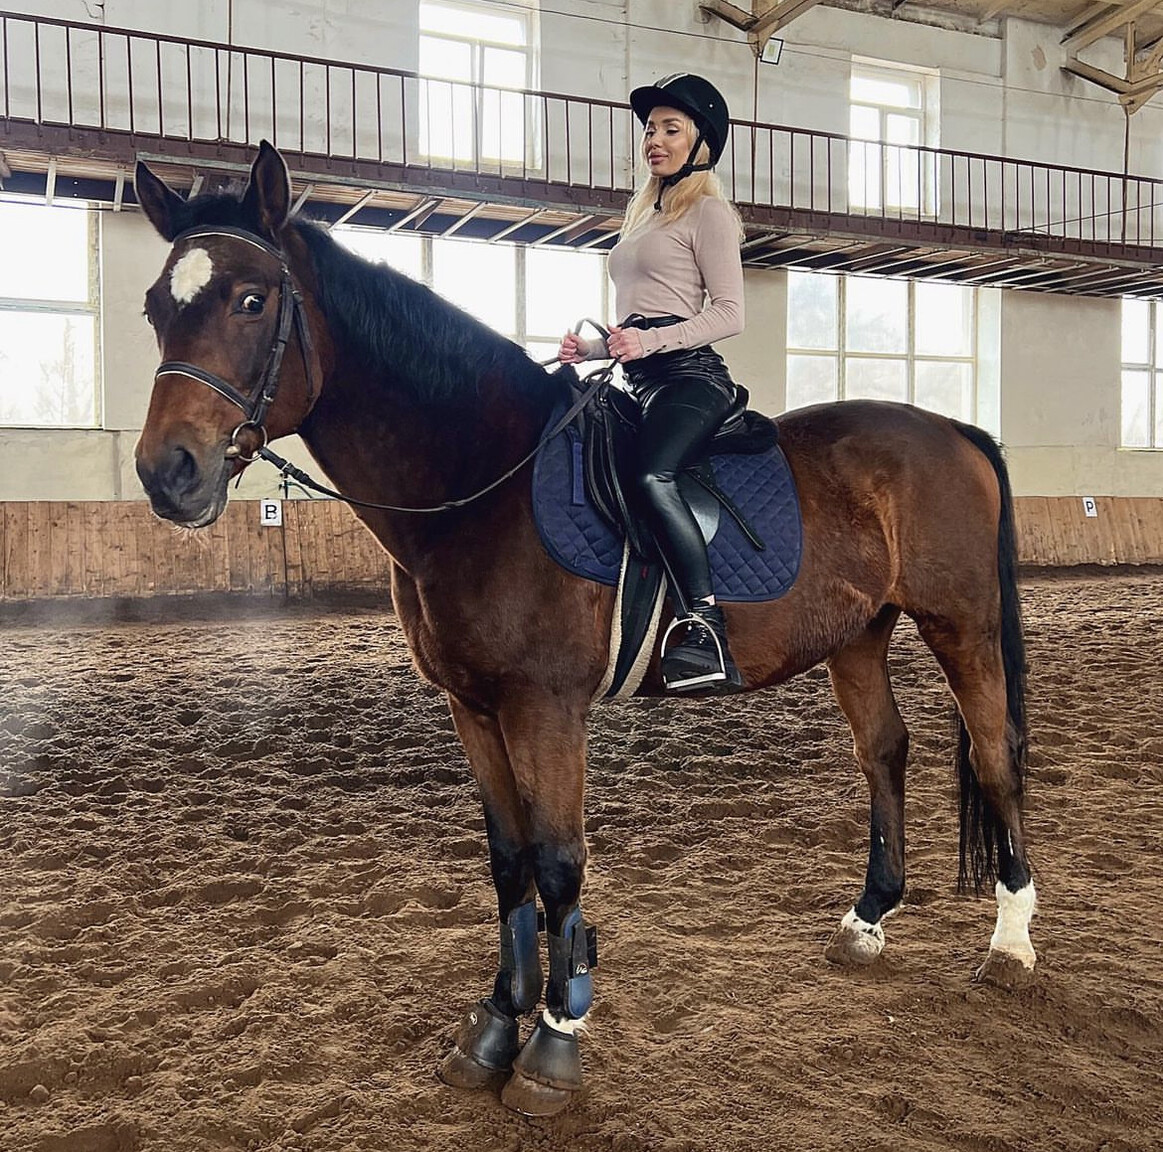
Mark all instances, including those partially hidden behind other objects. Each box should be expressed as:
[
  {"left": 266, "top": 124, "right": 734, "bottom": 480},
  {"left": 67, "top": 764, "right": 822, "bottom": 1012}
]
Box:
[{"left": 292, "top": 219, "right": 559, "bottom": 410}]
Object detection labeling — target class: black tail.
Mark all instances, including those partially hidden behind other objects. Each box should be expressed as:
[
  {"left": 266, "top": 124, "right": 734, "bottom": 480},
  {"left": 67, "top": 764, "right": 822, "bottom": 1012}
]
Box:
[{"left": 951, "top": 421, "right": 1028, "bottom": 894}]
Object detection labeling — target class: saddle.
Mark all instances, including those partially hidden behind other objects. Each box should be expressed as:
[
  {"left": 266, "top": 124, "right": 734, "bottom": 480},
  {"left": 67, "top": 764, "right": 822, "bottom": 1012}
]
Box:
[
  {"left": 534, "top": 365, "right": 799, "bottom": 700},
  {"left": 560, "top": 364, "right": 779, "bottom": 568}
]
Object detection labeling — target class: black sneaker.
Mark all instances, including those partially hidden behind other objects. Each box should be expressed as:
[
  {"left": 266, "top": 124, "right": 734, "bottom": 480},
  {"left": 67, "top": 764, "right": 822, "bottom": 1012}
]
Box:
[{"left": 661, "top": 603, "right": 743, "bottom": 693}]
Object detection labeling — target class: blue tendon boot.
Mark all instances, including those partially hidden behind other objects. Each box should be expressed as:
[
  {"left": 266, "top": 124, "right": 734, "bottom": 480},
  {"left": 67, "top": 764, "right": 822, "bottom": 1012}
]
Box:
[{"left": 439, "top": 899, "right": 542, "bottom": 1089}]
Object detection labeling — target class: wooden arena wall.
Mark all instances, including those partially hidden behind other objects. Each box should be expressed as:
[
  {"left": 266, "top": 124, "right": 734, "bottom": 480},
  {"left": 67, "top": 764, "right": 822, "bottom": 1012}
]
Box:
[
  {"left": 0, "top": 501, "right": 393, "bottom": 602},
  {"left": 0, "top": 497, "right": 1160, "bottom": 602}
]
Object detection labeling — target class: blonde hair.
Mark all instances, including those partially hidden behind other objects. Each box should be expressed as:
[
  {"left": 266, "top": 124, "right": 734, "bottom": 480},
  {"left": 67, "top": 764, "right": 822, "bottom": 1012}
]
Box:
[{"left": 621, "top": 113, "right": 743, "bottom": 240}]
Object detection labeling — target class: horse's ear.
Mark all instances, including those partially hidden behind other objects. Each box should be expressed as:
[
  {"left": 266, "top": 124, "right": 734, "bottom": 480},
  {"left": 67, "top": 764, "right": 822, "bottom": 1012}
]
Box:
[
  {"left": 241, "top": 140, "right": 291, "bottom": 241},
  {"left": 134, "top": 161, "right": 185, "bottom": 242}
]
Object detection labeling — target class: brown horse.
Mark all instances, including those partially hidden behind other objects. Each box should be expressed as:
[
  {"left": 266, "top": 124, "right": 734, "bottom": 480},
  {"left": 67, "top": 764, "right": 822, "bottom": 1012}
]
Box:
[{"left": 133, "top": 142, "right": 1036, "bottom": 1117}]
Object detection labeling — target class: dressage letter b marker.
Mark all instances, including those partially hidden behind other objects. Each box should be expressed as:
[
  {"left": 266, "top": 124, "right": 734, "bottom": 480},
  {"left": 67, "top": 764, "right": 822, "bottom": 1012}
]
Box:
[{"left": 260, "top": 499, "right": 283, "bottom": 527}]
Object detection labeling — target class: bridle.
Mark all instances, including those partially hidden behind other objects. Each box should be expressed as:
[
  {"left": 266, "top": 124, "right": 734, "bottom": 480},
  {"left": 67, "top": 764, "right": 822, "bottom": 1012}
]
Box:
[{"left": 154, "top": 225, "right": 316, "bottom": 462}]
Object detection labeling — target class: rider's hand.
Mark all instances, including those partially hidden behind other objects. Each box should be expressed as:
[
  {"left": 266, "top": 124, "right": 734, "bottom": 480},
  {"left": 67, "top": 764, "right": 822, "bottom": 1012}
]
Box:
[
  {"left": 558, "top": 332, "right": 592, "bottom": 364},
  {"left": 607, "top": 325, "right": 644, "bottom": 364}
]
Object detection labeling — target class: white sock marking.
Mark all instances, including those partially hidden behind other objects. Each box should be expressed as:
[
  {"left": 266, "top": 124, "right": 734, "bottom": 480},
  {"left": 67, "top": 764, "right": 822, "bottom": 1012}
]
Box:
[
  {"left": 839, "top": 906, "right": 885, "bottom": 958},
  {"left": 990, "top": 879, "right": 1037, "bottom": 969},
  {"left": 541, "top": 1008, "right": 588, "bottom": 1035},
  {"left": 170, "top": 248, "right": 214, "bottom": 305}
]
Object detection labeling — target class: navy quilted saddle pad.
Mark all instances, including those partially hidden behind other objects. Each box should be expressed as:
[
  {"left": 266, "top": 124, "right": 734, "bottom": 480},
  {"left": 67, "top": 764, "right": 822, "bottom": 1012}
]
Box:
[{"left": 532, "top": 401, "right": 803, "bottom": 602}]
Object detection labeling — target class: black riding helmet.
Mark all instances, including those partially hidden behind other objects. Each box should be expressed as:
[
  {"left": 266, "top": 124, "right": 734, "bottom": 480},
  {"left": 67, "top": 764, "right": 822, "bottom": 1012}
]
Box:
[
  {"left": 629, "top": 73, "right": 730, "bottom": 207},
  {"left": 630, "top": 73, "right": 729, "bottom": 164}
]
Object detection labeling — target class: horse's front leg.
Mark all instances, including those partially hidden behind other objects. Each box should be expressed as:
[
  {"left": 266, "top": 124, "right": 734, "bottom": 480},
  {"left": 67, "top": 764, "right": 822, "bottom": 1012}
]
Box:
[
  {"left": 495, "top": 697, "right": 593, "bottom": 1119},
  {"left": 439, "top": 696, "right": 543, "bottom": 1089}
]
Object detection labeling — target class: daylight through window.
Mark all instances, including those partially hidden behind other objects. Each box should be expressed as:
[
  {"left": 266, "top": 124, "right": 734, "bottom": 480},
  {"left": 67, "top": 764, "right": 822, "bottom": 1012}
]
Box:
[
  {"left": 786, "top": 270, "right": 979, "bottom": 423},
  {"left": 0, "top": 198, "right": 99, "bottom": 428},
  {"left": 335, "top": 226, "right": 608, "bottom": 361},
  {"left": 1119, "top": 299, "right": 1163, "bottom": 448},
  {"left": 849, "top": 64, "right": 935, "bottom": 216},
  {"left": 419, "top": 0, "right": 538, "bottom": 171}
]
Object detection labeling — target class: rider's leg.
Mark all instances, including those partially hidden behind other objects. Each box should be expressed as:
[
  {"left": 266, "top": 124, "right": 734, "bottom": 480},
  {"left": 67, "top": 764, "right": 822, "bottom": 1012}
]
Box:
[{"left": 630, "top": 375, "right": 741, "bottom": 690}]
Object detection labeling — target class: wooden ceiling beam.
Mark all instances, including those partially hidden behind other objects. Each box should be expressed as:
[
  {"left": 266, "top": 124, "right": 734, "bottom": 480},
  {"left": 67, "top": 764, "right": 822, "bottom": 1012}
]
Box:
[
  {"left": 750, "top": 0, "right": 822, "bottom": 39},
  {"left": 330, "top": 188, "right": 377, "bottom": 228},
  {"left": 698, "top": 0, "right": 818, "bottom": 56},
  {"left": 977, "top": 0, "right": 1011, "bottom": 22},
  {"left": 1063, "top": 56, "right": 1131, "bottom": 94},
  {"left": 1063, "top": 0, "right": 1160, "bottom": 52},
  {"left": 1063, "top": 0, "right": 1121, "bottom": 39}
]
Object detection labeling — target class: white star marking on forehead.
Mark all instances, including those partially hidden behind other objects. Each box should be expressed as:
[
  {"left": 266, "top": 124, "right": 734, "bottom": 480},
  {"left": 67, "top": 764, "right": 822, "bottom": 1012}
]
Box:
[{"left": 170, "top": 248, "right": 214, "bottom": 306}]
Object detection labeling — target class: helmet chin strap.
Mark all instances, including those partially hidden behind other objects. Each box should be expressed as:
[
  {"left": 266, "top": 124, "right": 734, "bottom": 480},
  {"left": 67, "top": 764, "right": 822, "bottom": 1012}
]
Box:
[{"left": 653, "top": 131, "right": 714, "bottom": 210}]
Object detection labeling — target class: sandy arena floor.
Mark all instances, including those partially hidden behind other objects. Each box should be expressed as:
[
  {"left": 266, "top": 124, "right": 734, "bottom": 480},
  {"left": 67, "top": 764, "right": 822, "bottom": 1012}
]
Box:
[{"left": 1, "top": 570, "right": 1161, "bottom": 1152}]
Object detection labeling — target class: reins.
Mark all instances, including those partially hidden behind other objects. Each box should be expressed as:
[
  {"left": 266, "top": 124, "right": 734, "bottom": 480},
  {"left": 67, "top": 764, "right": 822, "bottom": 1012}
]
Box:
[
  {"left": 256, "top": 363, "right": 611, "bottom": 514},
  {"left": 156, "top": 220, "right": 612, "bottom": 515}
]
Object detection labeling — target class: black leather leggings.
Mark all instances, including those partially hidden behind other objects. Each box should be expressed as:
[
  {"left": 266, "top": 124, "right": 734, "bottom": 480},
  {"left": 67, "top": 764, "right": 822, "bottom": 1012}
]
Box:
[{"left": 622, "top": 316, "right": 737, "bottom": 608}]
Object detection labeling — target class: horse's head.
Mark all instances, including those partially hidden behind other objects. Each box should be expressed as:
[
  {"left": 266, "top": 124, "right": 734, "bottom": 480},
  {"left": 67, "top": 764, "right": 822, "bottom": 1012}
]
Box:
[{"left": 134, "top": 142, "right": 320, "bottom": 527}]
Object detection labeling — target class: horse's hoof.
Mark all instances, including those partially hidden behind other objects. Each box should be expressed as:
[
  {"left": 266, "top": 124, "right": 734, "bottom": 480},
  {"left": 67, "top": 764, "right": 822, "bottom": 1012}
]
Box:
[
  {"left": 824, "top": 908, "right": 885, "bottom": 966},
  {"left": 975, "top": 948, "right": 1036, "bottom": 990},
  {"left": 501, "top": 1070, "right": 575, "bottom": 1117},
  {"left": 437, "top": 1000, "right": 519, "bottom": 1090},
  {"left": 501, "top": 1015, "right": 583, "bottom": 1116},
  {"left": 437, "top": 1045, "right": 508, "bottom": 1091}
]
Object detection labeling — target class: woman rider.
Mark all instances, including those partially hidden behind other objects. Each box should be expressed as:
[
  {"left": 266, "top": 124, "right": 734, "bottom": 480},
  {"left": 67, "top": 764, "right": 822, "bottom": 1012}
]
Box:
[{"left": 559, "top": 73, "right": 745, "bottom": 693}]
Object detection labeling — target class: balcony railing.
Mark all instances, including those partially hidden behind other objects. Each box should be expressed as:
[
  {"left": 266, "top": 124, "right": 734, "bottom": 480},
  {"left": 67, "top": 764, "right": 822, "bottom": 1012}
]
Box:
[{"left": 3, "top": 9, "right": 1163, "bottom": 261}]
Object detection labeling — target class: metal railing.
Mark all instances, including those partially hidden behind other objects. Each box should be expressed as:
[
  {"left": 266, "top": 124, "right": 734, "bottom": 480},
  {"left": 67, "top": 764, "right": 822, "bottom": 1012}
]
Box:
[{"left": 3, "top": 9, "right": 1163, "bottom": 253}]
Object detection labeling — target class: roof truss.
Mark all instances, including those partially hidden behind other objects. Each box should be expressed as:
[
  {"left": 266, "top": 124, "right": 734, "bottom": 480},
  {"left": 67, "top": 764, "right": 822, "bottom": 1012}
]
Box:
[
  {"left": 1063, "top": 0, "right": 1163, "bottom": 113},
  {"left": 697, "top": 0, "right": 822, "bottom": 56}
]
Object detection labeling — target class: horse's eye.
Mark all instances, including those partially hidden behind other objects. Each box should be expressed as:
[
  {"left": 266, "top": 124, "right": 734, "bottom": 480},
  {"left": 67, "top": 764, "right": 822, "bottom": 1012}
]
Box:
[{"left": 240, "top": 293, "right": 265, "bottom": 314}]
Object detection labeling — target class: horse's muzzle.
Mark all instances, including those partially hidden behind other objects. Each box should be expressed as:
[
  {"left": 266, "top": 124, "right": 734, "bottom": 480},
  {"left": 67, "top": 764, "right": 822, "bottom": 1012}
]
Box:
[{"left": 135, "top": 440, "right": 230, "bottom": 527}]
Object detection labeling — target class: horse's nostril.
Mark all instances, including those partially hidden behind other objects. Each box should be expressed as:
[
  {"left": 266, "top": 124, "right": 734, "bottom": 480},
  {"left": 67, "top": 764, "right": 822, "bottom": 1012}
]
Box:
[
  {"left": 138, "top": 443, "right": 204, "bottom": 514},
  {"left": 166, "top": 443, "right": 199, "bottom": 494}
]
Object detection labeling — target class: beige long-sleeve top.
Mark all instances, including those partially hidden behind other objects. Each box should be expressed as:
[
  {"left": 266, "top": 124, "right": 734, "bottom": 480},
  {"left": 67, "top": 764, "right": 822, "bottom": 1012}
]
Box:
[{"left": 601, "top": 194, "right": 745, "bottom": 358}]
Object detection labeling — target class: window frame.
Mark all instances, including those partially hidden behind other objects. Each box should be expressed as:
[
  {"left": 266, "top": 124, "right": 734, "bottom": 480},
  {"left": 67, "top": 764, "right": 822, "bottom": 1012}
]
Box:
[
  {"left": 848, "top": 61, "right": 937, "bottom": 219},
  {"left": 786, "top": 270, "right": 979, "bottom": 421},
  {"left": 418, "top": 0, "right": 541, "bottom": 174},
  {"left": 1119, "top": 298, "right": 1163, "bottom": 449},
  {"left": 335, "top": 225, "right": 609, "bottom": 361},
  {"left": 0, "top": 197, "right": 101, "bottom": 429}
]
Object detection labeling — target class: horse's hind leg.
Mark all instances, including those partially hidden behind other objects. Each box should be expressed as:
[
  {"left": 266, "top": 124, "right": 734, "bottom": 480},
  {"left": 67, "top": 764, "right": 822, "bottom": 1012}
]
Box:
[
  {"left": 439, "top": 696, "right": 542, "bottom": 1090},
  {"left": 917, "top": 617, "right": 1036, "bottom": 981},
  {"left": 823, "top": 606, "right": 909, "bottom": 966}
]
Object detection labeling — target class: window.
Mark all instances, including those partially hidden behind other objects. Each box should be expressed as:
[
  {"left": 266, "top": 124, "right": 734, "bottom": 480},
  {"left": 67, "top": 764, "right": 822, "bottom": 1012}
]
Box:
[
  {"left": 334, "top": 224, "right": 607, "bottom": 361},
  {"left": 0, "top": 198, "right": 99, "bottom": 427},
  {"left": 787, "top": 271, "right": 979, "bottom": 423},
  {"left": 433, "top": 239, "right": 518, "bottom": 335},
  {"left": 430, "top": 238, "right": 607, "bottom": 359},
  {"left": 524, "top": 246, "right": 608, "bottom": 364},
  {"left": 335, "top": 227, "right": 425, "bottom": 282},
  {"left": 1120, "top": 299, "right": 1163, "bottom": 448},
  {"left": 419, "top": 0, "right": 538, "bottom": 171},
  {"left": 849, "top": 64, "right": 935, "bottom": 216}
]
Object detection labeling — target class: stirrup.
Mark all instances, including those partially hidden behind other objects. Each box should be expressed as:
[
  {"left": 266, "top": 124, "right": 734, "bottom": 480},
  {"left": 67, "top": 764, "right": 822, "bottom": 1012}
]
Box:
[{"left": 659, "top": 612, "right": 729, "bottom": 690}]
